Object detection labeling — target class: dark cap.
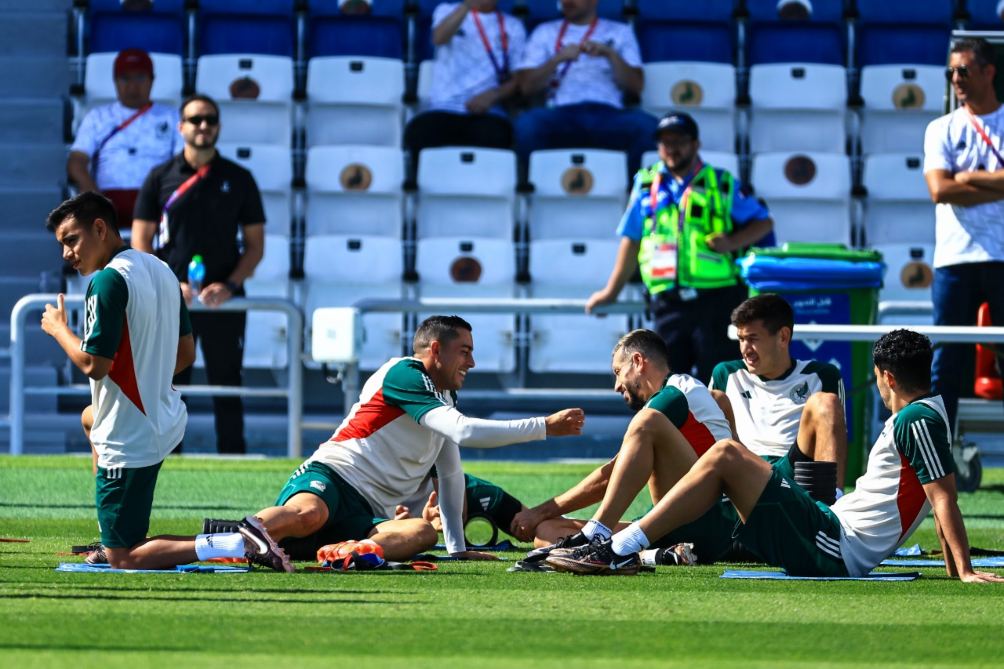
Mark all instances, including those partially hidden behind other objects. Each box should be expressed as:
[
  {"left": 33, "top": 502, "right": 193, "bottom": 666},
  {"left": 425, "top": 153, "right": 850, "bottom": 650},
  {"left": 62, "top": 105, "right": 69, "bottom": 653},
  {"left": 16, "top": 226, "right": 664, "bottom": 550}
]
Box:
[
  {"left": 654, "top": 111, "right": 699, "bottom": 140},
  {"left": 114, "top": 49, "right": 153, "bottom": 78}
]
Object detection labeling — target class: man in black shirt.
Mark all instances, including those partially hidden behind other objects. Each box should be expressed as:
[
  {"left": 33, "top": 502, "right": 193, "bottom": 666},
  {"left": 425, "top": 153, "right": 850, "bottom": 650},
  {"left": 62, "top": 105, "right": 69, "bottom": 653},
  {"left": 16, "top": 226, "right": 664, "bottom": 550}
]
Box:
[{"left": 132, "top": 94, "right": 266, "bottom": 454}]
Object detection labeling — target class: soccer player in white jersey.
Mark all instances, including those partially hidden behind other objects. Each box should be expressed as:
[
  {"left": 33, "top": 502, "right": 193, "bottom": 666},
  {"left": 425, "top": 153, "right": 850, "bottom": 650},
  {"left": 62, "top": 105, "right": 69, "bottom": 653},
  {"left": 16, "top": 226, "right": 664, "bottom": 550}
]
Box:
[
  {"left": 42, "top": 192, "right": 292, "bottom": 572},
  {"left": 552, "top": 329, "right": 1004, "bottom": 580},
  {"left": 244, "top": 316, "right": 585, "bottom": 562},
  {"left": 512, "top": 330, "right": 737, "bottom": 567},
  {"left": 710, "top": 293, "right": 848, "bottom": 487}
]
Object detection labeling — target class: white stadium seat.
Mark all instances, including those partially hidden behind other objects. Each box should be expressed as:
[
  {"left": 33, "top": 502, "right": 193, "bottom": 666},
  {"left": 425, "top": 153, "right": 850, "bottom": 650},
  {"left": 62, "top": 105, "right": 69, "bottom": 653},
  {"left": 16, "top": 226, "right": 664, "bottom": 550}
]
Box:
[
  {"left": 641, "top": 61, "right": 737, "bottom": 153},
  {"left": 749, "top": 63, "right": 847, "bottom": 153},
  {"left": 306, "top": 56, "right": 404, "bottom": 147},
  {"left": 416, "top": 59, "right": 434, "bottom": 109},
  {"left": 862, "top": 154, "right": 935, "bottom": 246},
  {"left": 242, "top": 234, "right": 291, "bottom": 369},
  {"left": 305, "top": 145, "right": 404, "bottom": 238},
  {"left": 416, "top": 147, "right": 516, "bottom": 239},
  {"left": 875, "top": 242, "right": 935, "bottom": 305},
  {"left": 217, "top": 143, "right": 292, "bottom": 234},
  {"left": 640, "top": 150, "right": 739, "bottom": 177},
  {"left": 195, "top": 54, "right": 293, "bottom": 146},
  {"left": 751, "top": 151, "right": 852, "bottom": 245},
  {"left": 84, "top": 52, "right": 183, "bottom": 108},
  {"left": 859, "top": 65, "right": 943, "bottom": 154},
  {"left": 528, "top": 149, "right": 627, "bottom": 240}
]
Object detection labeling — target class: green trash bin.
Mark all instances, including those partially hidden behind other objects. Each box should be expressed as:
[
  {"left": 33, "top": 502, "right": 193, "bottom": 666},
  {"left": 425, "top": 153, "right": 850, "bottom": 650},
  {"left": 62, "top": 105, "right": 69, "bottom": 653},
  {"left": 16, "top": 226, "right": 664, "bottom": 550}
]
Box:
[{"left": 738, "top": 243, "right": 885, "bottom": 480}]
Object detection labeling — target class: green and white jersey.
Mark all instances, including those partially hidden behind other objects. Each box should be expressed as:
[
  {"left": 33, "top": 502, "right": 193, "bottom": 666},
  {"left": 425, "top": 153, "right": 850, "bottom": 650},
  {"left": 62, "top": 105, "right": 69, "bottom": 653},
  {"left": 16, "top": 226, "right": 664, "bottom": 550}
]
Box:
[
  {"left": 710, "top": 359, "right": 844, "bottom": 458},
  {"left": 831, "top": 395, "right": 954, "bottom": 576},
  {"left": 82, "top": 248, "right": 191, "bottom": 469},
  {"left": 646, "top": 374, "right": 733, "bottom": 457},
  {"left": 308, "top": 356, "right": 545, "bottom": 553}
]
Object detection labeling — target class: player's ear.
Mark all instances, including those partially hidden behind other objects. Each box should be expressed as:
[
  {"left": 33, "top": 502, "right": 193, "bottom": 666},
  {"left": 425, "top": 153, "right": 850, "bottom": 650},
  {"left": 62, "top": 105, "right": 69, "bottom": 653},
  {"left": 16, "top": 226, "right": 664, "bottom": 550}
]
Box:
[
  {"left": 93, "top": 217, "right": 108, "bottom": 240},
  {"left": 778, "top": 325, "right": 792, "bottom": 347}
]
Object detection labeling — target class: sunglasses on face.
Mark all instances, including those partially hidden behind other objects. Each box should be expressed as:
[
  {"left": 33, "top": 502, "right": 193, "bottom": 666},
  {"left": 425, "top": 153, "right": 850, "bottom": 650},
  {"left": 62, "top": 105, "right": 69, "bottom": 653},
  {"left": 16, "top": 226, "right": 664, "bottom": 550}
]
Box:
[
  {"left": 183, "top": 115, "right": 219, "bottom": 126},
  {"left": 945, "top": 66, "right": 971, "bottom": 81}
]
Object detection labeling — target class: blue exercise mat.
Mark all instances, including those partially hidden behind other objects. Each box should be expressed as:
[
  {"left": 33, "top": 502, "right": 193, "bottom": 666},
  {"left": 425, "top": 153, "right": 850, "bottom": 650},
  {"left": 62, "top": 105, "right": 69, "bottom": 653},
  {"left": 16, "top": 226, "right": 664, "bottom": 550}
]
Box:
[
  {"left": 881, "top": 556, "right": 1004, "bottom": 568},
  {"left": 56, "top": 562, "right": 250, "bottom": 574},
  {"left": 721, "top": 569, "right": 920, "bottom": 581}
]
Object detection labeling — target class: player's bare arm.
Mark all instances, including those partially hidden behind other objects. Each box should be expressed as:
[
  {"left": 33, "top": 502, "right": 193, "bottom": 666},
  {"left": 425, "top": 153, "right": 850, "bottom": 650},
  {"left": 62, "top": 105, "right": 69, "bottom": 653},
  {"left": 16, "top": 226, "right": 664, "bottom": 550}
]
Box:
[
  {"left": 924, "top": 476, "right": 1004, "bottom": 583},
  {"left": 40, "top": 294, "right": 113, "bottom": 379},
  {"left": 511, "top": 458, "right": 616, "bottom": 540},
  {"left": 175, "top": 333, "right": 196, "bottom": 375}
]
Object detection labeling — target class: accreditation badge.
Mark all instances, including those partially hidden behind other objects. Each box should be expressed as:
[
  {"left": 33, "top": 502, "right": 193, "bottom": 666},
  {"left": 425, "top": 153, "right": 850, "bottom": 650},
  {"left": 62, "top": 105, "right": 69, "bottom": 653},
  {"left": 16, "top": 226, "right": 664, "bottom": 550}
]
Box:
[{"left": 649, "top": 242, "right": 677, "bottom": 279}]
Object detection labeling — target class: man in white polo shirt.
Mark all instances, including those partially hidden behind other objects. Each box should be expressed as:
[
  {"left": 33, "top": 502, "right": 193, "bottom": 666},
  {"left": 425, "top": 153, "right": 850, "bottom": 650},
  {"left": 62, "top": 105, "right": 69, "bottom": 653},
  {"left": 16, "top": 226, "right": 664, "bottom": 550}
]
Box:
[
  {"left": 514, "top": 0, "right": 657, "bottom": 178},
  {"left": 68, "top": 49, "right": 179, "bottom": 231},
  {"left": 923, "top": 36, "right": 1004, "bottom": 432}
]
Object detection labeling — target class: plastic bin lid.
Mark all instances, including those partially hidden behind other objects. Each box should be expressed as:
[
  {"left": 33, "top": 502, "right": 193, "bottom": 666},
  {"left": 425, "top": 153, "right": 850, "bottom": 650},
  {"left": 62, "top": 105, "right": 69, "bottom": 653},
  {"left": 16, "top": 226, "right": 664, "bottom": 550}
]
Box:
[{"left": 746, "top": 242, "right": 882, "bottom": 263}]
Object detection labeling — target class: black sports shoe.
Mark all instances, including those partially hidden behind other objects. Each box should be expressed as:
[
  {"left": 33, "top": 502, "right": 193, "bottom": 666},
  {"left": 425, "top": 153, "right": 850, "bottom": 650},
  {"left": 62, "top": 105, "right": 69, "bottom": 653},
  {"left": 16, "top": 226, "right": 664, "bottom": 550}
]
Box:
[
  {"left": 522, "top": 532, "right": 589, "bottom": 564},
  {"left": 238, "top": 516, "right": 294, "bottom": 573},
  {"left": 202, "top": 518, "right": 241, "bottom": 534},
  {"left": 545, "top": 538, "right": 641, "bottom": 575}
]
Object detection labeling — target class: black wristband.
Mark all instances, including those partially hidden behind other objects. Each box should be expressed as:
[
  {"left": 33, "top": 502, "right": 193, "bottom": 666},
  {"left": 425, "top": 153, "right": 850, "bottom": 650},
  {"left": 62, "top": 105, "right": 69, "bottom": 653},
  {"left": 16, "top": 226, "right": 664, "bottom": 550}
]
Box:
[{"left": 224, "top": 280, "right": 240, "bottom": 294}]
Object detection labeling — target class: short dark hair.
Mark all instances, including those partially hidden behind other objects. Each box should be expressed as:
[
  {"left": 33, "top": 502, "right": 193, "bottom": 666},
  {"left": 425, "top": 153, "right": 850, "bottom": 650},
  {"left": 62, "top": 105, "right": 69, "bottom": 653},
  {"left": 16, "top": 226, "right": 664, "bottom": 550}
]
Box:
[
  {"left": 46, "top": 191, "right": 119, "bottom": 233},
  {"left": 180, "top": 93, "right": 220, "bottom": 119},
  {"left": 951, "top": 37, "right": 996, "bottom": 68},
  {"left": 873, "top": 329, "right": 932, "bottom": 395},
  {"left": 613, "top": 329, "right": 669, "bottom": 369},
  {"left": 413, "top": 315, "right": 473, "bottom": 353},
  {"left": 731, "top": 294, "right": 794, "bottom": 335}
]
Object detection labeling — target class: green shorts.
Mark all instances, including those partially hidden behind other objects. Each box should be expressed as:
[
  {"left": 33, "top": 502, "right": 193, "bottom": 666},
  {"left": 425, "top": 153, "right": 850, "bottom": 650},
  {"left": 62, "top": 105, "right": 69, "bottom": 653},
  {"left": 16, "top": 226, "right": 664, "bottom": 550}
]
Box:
[
  {"left": 762, "top": 444, "right": 800, "bottom": 481},
  {"left": 95, "top": 461, "right": 162, "bottom": 549},
  {"left": 464, "top": 473, "right": 524, "bottom": 535},
  {"left": 734, "top": 467, "right": 848, "bottom": 577},
  {"left": 274, "top": 461, "right": 389, "bottom": 546},
  {"left": 645, "top": 498, "right": 739, "bottom": 564}
]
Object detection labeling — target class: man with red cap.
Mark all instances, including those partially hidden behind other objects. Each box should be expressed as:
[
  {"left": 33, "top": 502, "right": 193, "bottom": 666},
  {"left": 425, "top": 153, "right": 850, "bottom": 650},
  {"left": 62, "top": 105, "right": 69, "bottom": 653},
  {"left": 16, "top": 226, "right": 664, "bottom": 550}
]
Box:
[{"left": 68, "top": 49, "right": 179, "bottom": 231}]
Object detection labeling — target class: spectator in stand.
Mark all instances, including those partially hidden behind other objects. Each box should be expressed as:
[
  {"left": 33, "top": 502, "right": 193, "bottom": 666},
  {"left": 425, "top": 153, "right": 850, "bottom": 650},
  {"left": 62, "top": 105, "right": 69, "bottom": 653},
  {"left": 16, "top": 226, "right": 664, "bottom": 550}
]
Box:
[
  {"left": 405, "top": 0, "right": 525, "bottom": 165},
  {"left": 68, "top": 49, "right": 179, "bottom": 231},
  {"left": 513, "top": 0, "right": 656, "bottom": 178}
]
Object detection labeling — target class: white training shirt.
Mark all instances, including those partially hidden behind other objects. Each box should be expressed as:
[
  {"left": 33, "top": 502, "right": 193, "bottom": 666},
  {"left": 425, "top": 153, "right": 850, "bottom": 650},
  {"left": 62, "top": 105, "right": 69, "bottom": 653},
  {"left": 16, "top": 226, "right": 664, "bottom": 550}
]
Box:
[
  {"left": 923, "top": 105, "right": 1004, "bottom": 267},
  {"left": 428, "top": 3, "right": 526, "bottom": 113},
  {"left": 831, "top": 395, "right": 954, "bottom": 576},
  {"left": 71, "top": 101, "right": 180, "bottom": 190},
  {"left": 517, "top": 17, "right": 642, "bottom": 109},
  {"left": 307, "top": 357, "right": 546, "bottom": 554}
]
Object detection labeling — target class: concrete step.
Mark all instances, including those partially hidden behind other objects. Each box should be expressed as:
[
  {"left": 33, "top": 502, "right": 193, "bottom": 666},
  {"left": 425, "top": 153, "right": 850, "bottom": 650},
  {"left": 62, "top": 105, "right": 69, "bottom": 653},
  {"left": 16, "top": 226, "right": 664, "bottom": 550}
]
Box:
[
  {"left": 0, "top": 10, "right": 67, "bottom": 58},
  {"left": 0, "top": 319, "right": 66, "bottom": 368},
  {"left": 0, "top": 232, "right": 63, "bottom": 276},
  {"left": 0, "top": 365, "right": 58, "bottom": 416},
  {"left": 0, "top": 98, "right": 65, "bottom": 144},
  {"left": 0, "top": 142, "right": 67, "bottom": 189},
  {"left": 0, "top": 56, "right": 70, "bottom": 97},
  {"left": 0, "top": 186, "right": 65, "bottom": 232}
]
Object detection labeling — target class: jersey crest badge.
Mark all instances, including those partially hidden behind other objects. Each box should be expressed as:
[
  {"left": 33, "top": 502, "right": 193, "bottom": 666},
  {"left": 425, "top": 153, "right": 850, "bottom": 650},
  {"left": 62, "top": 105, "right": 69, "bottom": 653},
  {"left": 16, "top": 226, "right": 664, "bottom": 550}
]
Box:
[{"left": 789, "top": 381, "right": 810, "bottom": 404}]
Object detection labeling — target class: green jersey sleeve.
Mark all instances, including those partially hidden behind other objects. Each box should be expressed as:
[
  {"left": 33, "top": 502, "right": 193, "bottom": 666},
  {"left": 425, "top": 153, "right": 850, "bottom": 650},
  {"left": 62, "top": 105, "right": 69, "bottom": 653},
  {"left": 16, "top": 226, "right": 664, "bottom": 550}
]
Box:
[
  {"left": 179, "top": 291, "right": 192, "bottom": 337},
  {"left": 382, "top": 358, "right": 450, "bottom": 424},
  {"left": 893, "top": 403, "right": 955, "bottom": 484},
  {"left": 80, "top": 267, "right": 129, "bottom": 359},
  {"left": 710, "top": 360, "right": 744, "bottom": 391},
  {"left": 644, "top": 386, "right": 689, "bottom": 428},
  {"left": 803, "top": 360, "right": 844, "bottom": 396}
]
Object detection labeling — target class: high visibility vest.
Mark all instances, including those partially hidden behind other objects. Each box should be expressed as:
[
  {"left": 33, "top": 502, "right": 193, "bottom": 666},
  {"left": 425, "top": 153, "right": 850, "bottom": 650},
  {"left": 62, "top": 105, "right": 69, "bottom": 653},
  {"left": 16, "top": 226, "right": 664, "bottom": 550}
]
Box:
[{"left": 637, "top": 163, "right": 739, "bottom": 294}]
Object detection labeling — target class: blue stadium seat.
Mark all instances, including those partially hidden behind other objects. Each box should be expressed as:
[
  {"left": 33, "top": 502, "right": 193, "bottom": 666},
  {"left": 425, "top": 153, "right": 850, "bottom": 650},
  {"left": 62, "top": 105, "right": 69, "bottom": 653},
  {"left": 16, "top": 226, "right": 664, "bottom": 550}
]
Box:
[
  {"left": 966, "top": 0, "right": 1004, "bottom": 29},
  {"left": 307, "top": 0, "right": 405, "bottom": 58},
  {"left": 746, "top": 0, "right": 845, "bottom": 65},
  {"left": 199, "top": 0, "right": 296, "bottom": 57},
  {"left": 856, "top": 1, "right": 955, "bottom": 66},
  {"left": 524, "top": 0, "right": 624, "bottom": 29},
  {"left": 87, "top": 0, "right": 186, "bottom": 54},
  {"left": 634, "top": 1, "right": 736, "bottom": 63}
]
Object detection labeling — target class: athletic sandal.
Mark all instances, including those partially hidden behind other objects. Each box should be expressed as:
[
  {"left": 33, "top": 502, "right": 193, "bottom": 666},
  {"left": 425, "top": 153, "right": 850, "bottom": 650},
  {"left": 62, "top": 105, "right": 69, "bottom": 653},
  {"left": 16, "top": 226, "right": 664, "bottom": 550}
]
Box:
[
  {"left": 237, "top": 516, "right": 294, "bottom": 573},
  {"left": 546, "top": 538, "right": 641, "bottom": 576}
]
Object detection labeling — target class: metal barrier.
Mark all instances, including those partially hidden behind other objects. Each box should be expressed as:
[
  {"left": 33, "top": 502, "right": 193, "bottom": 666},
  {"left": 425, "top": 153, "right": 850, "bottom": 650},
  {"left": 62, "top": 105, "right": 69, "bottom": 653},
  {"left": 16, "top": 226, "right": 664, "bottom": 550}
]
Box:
[{"left": 8, "top": 294, "right": 304, "bottom": 457}]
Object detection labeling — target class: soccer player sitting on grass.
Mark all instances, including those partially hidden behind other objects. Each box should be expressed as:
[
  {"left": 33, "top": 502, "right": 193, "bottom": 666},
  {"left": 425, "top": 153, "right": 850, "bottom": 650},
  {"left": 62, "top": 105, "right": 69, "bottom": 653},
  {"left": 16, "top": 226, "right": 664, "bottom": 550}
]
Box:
[
  {"left": 548, "top": 330, "right": 1004, "bottom": 582},
  {"left": 513, "top": 329, "right": 737, "bottom": 565},
  {"left": 709, "top": 293, "right": 848, "bottom": 490},
  {"left": 42, "top": 192, "right": 290, "bottom": 572}
]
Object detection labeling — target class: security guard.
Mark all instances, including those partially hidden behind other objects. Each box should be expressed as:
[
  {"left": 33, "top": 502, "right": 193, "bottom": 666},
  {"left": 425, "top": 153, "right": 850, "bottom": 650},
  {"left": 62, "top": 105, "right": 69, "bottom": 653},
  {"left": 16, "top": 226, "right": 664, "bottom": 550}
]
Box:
[{"left": 587, "top": 112, "right": 774, "bottom": 381}]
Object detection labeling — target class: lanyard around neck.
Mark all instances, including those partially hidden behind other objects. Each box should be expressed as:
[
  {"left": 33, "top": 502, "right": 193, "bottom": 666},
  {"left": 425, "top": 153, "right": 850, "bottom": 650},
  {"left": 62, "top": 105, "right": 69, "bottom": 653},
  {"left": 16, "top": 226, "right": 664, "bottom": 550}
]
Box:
[{"left": 471, "top": 10, "right": 510, "bottom": 83}]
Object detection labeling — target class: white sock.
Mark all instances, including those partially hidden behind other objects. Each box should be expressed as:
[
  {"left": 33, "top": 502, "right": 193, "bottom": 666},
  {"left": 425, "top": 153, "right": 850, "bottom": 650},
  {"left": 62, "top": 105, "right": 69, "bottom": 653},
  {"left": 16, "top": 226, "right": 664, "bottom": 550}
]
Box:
[
  {"left": 581, "top": 519, "right": 611, "bottom": 541},
  {"left": 195, "top": 533, "right": 245, "bottom": 560},
  {"left": 610, "top": 522, "right": 651, "bottom": 557}
]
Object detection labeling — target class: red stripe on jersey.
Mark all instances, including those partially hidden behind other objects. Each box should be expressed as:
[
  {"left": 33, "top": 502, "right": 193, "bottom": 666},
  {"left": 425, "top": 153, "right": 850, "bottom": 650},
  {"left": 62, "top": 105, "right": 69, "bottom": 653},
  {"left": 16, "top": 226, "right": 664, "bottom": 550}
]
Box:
[
  {"left": 679, "top": 412, "right": 716, "bottom": 457},
  {"left": 108, "top": 320, "right": 146, "bottom": 415},
  {"left": 896, "top": 452, "right": 927, "bottom": 540},
  {"left": 332, "top": 388, "right": 405, "bottom": 442}
]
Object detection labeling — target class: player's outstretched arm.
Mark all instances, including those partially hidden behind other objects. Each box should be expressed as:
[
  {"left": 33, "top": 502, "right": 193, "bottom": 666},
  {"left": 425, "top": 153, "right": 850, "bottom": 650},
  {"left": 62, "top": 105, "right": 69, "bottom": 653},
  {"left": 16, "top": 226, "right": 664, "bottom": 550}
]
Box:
[
  {"left": 925, "top": 476, "right": 1004, "bottom": 583},
  {"left": 421, "top": 406, "right": 582, "bottom": 448},
  {"left": 40, "top": 294, "right": 112, "bottom": 379}
]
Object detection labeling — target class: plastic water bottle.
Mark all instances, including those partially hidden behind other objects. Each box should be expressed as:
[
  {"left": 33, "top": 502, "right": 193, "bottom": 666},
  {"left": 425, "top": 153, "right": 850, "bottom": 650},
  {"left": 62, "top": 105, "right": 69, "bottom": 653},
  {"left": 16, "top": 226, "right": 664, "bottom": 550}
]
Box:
[{"left": 187, "top": 254, "right": 205, "bottom": 302}]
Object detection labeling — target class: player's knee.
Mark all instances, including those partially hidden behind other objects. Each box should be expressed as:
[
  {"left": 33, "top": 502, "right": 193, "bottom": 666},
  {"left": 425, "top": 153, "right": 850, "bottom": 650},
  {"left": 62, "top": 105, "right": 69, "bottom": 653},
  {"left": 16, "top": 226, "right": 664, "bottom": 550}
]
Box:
[
  {"left": 285, "top": 496, "right": 328, "bottom": 534},
  {"left": 414, "top": 520, "right": 437, "bottom": 550},
  {"left": 705, "top": 439, "right": 746, "bottom": 469},
  {"left": 805, "top": 392, "right": 842, "bottom": 421}
]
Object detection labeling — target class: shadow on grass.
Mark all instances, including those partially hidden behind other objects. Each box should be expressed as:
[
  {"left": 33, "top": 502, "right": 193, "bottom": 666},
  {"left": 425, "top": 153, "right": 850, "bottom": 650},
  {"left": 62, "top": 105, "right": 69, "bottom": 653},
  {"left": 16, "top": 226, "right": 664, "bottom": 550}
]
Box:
[
  {"left": 5, "top": 584, "right": 423, "bottom": 596},
  {"left": 0, "top": 502, "right": 251, "bottom": 511}
]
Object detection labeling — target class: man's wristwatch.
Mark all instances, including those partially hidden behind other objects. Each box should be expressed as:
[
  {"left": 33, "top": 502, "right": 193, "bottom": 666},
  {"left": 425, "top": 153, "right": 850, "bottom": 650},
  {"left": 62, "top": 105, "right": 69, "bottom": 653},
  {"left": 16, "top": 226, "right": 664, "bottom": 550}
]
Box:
[{"left": 224, "top": 280, "right": 240, "bottom": 294}]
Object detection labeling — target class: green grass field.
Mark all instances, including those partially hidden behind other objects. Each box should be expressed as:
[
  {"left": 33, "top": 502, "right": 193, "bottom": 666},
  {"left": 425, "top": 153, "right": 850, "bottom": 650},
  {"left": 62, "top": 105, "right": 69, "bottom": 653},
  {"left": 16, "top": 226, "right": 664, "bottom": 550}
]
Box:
[{"left": 2, "top": 455, "right": 1003, "bottom": 668}]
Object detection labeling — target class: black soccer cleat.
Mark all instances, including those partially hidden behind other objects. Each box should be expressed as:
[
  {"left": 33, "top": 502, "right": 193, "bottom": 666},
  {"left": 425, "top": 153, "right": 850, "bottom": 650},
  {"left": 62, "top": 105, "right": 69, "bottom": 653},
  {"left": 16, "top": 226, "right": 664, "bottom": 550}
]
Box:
[
  {"left": 546, "top": 538, "right": 641, "bottom": 576},
  {"left": 237, "top": 516, "right": 294, "bottom": 573},
  {"left": 522, "top": 531, "right": 589, "bottom": 564},
  {"left": 202, "top": 518, "right": 241, "bottom": 534}
]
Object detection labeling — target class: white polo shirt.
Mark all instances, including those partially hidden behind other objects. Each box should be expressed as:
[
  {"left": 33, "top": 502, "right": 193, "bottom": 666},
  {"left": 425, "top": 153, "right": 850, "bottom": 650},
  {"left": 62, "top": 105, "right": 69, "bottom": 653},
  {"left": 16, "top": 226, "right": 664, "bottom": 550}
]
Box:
[
  {"left": 923, "top": 105, "right": 1004, "bottom": 268},
  {"left": 518, "top": 17, "right": 642, "bottom": 109},
  {"left": 71, "top": 101, "right": 180, "bottom": 190}
]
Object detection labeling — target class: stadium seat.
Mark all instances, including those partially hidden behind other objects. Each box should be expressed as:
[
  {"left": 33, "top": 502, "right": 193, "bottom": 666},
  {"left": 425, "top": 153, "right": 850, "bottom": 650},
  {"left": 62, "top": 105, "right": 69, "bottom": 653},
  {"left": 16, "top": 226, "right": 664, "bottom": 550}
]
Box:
[
  {"left": 745, "top": 0, "right": 845, "bottom": 65},
  {"left": 83, "top": 52, "right": 183, "bottom": 108},
  {"left": 198, "top": 0, "right": 295, "bottom": 57},
  {"left": 303, "top": 234, "right": 405, "bottom": 370},
  {"left": 875, "top": 242, "right": 935, "bottom": 306},
  {"left": 243, "top": 234, "right": 292, "bottom": 370},
  {"left": 307, "top": 0, "right": 405, "bottom": 58},
  {"left": 862, "top": 154, "right": 935, "bottom": 246},
  {"left": 748, "top": 63, "right": 848, "bottom": 153},
  {"left": 305, "top": 56, "right": 404, "bottom": 147},
  {"left": 527, "top": 238, "right": 629, "bottom": 373},
  {"left": 413, "top": 0, "right": 518, "bottom": 60},
  {"left": 640, "top": 150, "right": 739, "bottom": 177},
  {"left": 195, "top": 54, "right": 294, "bottom": 146},
  {"left": 528, "top": 149, "right": 627, "bottom": 241},
  {"left": 87, "top": 0, "right": 186, "bottom": 55},
  {"left": 217, "top": 144, "right": 293, "bottom": 235},
  {"left": 750, "top": 151, "right": 852, "bottom": 245},
  {"left": 416, "top": 59, "right": 434, "bottom": 109},
  {"left": 855, "top": 1, "right": 955, "bottom": 66},
  {"left": 305, "top": 145, "right": 404, "bottom": 238},
  {"left": 416, "top": 147, "right": 517, "bottom": 239},
  {"left": 966, "top": 0, "right": 1004, "bottom": 29},
  {"left": 858, "top": 65, "right": 944, "bottom": 154},
  {"left": 634, "top": 0, "right": 736, "bottom": 64},
  {"left": 525, "top": 0, "right": 624, "bottom": 28},
  {"left": 640, "top": 62, "right": 737, "bottom": 153}
]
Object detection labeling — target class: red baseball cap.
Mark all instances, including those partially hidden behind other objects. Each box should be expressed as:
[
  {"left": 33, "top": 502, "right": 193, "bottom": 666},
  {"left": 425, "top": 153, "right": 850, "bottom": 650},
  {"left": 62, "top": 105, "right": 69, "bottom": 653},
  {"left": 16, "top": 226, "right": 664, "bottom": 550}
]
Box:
[{"left": 114, "top": 49, "right": 153, "bottom": 78}]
